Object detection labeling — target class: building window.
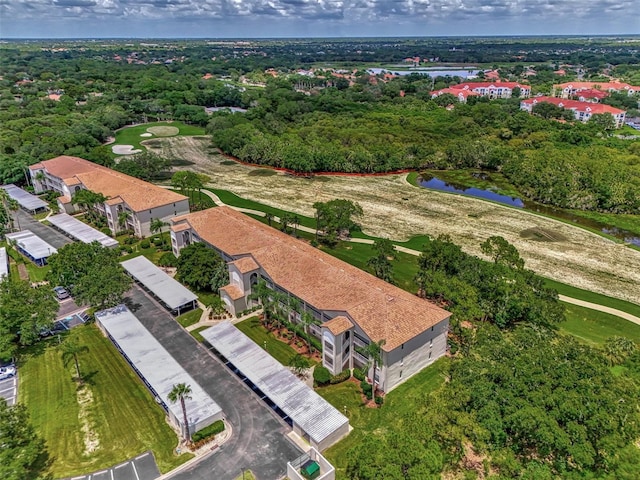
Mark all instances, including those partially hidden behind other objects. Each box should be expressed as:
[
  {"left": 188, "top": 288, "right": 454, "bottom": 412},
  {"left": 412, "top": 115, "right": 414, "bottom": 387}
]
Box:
[
  {"left": 399, "top": 370, "right": 402, "bottom": 378},
  {"left": 401, "top": 343, "right": 404, "bottom": 350},
  {"left": 324, "top": 356, "right": 333, "bottom": 367},
  {"left": 324, "top": 342, "right": 334, "bottom": 353},
  {"left": 344, "top": 331, "right": 350, "bottom": 340},
  {"left": 430, "top": 338, "right": 433, "bottom": 347},
  {"left": 429, "top": 352, "right": 432, "bottom": 359}
]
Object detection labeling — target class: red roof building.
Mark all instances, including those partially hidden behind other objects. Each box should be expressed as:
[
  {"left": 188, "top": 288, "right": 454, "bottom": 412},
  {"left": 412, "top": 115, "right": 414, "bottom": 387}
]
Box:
[
  {"left": 520, "top": 96, "right": 626, "bottom": 128},
  {"left": 449, "top": 81, "right": 531, "bottom": 99},
  {"left": 554, "top": 81, "right": 640, "bottom": 98},
  {"left": 430, "top": 87, "right": 480, "bottom": 103}
]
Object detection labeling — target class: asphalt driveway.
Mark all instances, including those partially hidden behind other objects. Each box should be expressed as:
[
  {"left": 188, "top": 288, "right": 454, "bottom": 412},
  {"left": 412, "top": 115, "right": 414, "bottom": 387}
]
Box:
[
  {"left": 14, "top": 209, "right": 71, "bottom": 250},
  {"left": 124, "top": 286, "right": 301, "bottom": 480}
]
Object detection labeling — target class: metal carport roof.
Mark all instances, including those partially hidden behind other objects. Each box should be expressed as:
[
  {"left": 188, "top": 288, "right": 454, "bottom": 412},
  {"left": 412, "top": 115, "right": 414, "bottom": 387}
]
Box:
[
  {"left": 1, "top": 184, "right": 48, "bottom": 212},
  {"left": 48, "top": 213, "right": 119, "bottom": 248},
  {"left": 201, "top": 321, "right": 349, "bottom": 446},
  {"left": 6, "top": 230, "right": 57, "bottom": 261},
  {"left": 95, "top": 305, "right": 222, "bottom": 434},
  {"left": 120, "top": 256, "right": 198, "bottom": 312},
  {"left": 0, "top": 247, "right": 8, "bottom": 281}
]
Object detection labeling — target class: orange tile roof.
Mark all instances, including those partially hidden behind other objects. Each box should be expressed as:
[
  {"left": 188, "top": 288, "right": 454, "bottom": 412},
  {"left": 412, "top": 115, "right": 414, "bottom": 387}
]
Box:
[
  {"left": 173, "top": 207, "right": 450, "bottom": 351},
  {"left": 231, "top": 256, "right": 259, "bottom": 274},
  {"left": 324, "top": 316, "right": 353, "bottom": 335},
  {"left": 555, "top": 81, "right": 640, "bottom": 92},
  {"left": 522, "top": 96, "right": 625, "bottom": 115},
  {"left": 35, "top": 156, "right": 187, "bottom": 212},
  {"left": 220, "top": 284, "right": 244, "bottom": 300},
  {"left": 171, "top": 223, "right": 191, "bottom": 233}
]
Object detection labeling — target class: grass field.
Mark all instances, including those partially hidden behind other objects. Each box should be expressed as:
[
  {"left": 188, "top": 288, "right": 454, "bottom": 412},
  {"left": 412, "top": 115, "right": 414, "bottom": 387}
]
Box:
[
  {"left": 190, "top": 325, "right": 210, "bottom": 342},
  {"left": 320, "top": 359, "right": 448, "bottom": 477},
  {"left": 19, "top": 325, "right": 192, "bottom": 477},
  {"left": 111, "top": 122, "right": 205, "bottom": 156},
  {"left": 546, "top": 278, "right": 640, "bottom": 318},
  {"left": 176, "top": 308, "right": 202, "bottom": 328},
  {"left": 235, "top": 317, "right": 299, "bottom": 366},
  {"left": 559, "top": 304, "right": 640, "bottom": 345}
]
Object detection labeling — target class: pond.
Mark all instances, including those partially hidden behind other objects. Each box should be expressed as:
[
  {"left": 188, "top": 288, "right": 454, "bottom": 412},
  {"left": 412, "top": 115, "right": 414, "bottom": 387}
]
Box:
[
  {"left": 367, "top": 67, "right": 480, "bottom": 78},
  {"left": 419, "top": 176, "right": 640, "bottom": 246}
]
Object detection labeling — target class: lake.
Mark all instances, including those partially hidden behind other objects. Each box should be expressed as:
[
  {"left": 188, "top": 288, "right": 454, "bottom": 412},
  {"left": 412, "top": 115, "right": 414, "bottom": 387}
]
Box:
[{"left": 367, "top": 67, "right": 479, "bottom": 78}]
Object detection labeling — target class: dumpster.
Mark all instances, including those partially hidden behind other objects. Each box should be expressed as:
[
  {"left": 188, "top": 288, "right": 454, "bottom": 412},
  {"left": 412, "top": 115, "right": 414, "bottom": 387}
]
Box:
[{"left": 300, "top": 459, "right": 320, "bottom": 480}]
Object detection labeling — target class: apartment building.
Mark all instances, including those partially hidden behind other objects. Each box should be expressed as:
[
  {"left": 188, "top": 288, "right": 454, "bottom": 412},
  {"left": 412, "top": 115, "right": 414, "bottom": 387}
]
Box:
[
  {"left": 170, "top": 206, "right": 450, "bottom": 393},
  {"left": 520, "top": 96, "right": 627, "bottom": 128},
  {"left": 30, "top": 155, "right": 189, "bottom": 237}
]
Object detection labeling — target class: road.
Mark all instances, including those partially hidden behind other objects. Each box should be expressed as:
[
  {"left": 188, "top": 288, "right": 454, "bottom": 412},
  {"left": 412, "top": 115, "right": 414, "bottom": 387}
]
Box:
[{"left": 124, "top": 286, "right": 301, "bottom": 480}]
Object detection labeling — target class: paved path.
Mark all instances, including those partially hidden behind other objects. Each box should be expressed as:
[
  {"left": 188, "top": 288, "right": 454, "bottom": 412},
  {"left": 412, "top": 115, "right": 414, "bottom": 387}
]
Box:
[{"left": 189, "top": 188, "right": 640, "bottom": 325}]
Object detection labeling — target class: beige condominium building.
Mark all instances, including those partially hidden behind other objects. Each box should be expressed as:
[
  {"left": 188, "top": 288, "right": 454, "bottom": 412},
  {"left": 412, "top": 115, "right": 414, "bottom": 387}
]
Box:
[
  {"left": 171, "top": 206, "right": 450, "bottom": 393},
  {"left": 30, "top": 156, "right": 189, "bottom": 237}
]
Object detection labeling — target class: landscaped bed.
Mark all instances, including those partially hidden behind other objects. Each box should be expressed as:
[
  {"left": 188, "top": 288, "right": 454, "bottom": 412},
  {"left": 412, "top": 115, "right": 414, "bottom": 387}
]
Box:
[{"left": 19, "top": 325, "right": 192, "bottom": 478}]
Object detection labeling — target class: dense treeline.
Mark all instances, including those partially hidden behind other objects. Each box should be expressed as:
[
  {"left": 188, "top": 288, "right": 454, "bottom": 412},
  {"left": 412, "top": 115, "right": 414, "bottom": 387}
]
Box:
[
  {"left": 347, "top": 325, "right": 640, "bottom": 479},
  {"left": 209, "top": 84, "right": 640, "bottom": 213}
]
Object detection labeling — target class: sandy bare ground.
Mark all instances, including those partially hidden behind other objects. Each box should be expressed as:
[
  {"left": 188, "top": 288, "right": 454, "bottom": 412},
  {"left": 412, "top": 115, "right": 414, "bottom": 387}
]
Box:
[
  {"left": 111, "top": 145, "right": 141, "bottom": 155},
  {"left": 147, "top": 136, "right": 640, "bottom": 305}
]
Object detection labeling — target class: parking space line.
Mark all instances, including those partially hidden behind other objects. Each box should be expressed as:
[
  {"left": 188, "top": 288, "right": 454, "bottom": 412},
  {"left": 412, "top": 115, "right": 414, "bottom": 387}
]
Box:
[
  {"left": 93, "top": 470, "right": 107, "bottom": 476},
  {"left": 131, "top": 461, "right": 141, "bottom": 480},
  {"left": 135, "top": 452, "right": 149, "bottom": 460},
  {"left": 114, "top": 462, "right": 129, "bottom": 469}
]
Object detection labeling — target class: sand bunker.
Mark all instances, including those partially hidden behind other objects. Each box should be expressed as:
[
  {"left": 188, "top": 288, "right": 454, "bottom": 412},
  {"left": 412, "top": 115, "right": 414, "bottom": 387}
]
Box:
[
  {"left": 147, "top": 126, "right": 179, "bottom": 136},
  {"left": 140, "top": 133, "right": 153, "bottom": 137},
  {"left": 112, "top": 145, "right": 142, "bottom": 155}
]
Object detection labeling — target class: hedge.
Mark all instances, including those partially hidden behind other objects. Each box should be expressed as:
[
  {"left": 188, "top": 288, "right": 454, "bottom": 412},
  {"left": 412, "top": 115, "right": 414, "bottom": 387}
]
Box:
[
  {"left": 192, "top": 420, "right": 225, "bottom": 443},
  {"left": 313, "top": 366, "right": 331, "bottom": 385},
  {"left": 330, "top": 369, "right": 351, "bottom": 384},
  {"left": 360, "top": 380, "right": 372, "bottom": 399},
  {"left": 353, "top": 368, "right": 366, "bottom": 382},
  {"left": 139, "top": 240, "right": 151, "bottom": 249}
]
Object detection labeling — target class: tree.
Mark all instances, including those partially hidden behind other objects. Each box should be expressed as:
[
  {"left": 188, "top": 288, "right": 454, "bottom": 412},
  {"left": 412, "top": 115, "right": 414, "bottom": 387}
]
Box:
[
  {"left": 589, "top": 113, "right": 616, "bottom": 133},
  {"left": 150, "top": 217, "right": 169, "bottom": 248},
  {"left": 0, "top": 280, "right": 58, "bottom": 360},
  {"left": 313, "top": 199, "right": 363, "bottom": 246},
  {"left": 168, "top": 383, "right": 193, "bottom": 442},
  {"left": 70, "top": 189, "right": 107, "bottom": 223},
  {"left": 0, "top": 399, "right": 50, "bottom": 480},
  {"left": 367, "top": 238, "right": 395, "bottom": 283},
  {"left": 265, "top": 212, "right": 274, "bottom": 227},
  {"left": 480, "top": 235, "right": 524, "bottom": 270},
  {"left": 117, "top": 210, "right": 130, "bottom": 232},
  {"left": 288, "top": 354, "right": 310, "bottom": 378},
  {"left": 603, "top": 336, "right": 636, "bottom": 366},
  {"left": 113, "top": 151, "right": 171, "bottom": 180},
  {"left": 47, "top": 242, "right": 131, "bottom": 309},
  {"left": 249, "top": 279, "right": 276, "bottom": 324},
  {"left": 61, "top": 337, "right": 89, "bottom": 382},
  {"left": 363, "top": 339, "right": 386, "bottom": 404},
  {"left": 299, "top": 311, "right": 320, "bottom": 354},
  {"left": 176, "top": 242, "right": 228, "bottom": 292}
]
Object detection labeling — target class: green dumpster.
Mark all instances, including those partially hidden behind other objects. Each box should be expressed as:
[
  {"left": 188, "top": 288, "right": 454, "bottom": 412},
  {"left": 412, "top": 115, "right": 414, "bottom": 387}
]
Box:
[{"left": 300, "top": 459, "right": 320, "bottom": 479}]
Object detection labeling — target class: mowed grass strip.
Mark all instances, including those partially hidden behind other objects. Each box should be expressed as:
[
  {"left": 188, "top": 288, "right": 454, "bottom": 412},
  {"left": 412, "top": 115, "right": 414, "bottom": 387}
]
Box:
[
  {"left": 19, "top": 325, "right": 192, "bottom": 478},
  {"left": 319, "top": 359, "right": 448, "bottom": 478},
  {"left": 235, "top": 317, "right": 298, "bottom": 366},
  {"left": 113, "top": 121, "right": 205, "bottom": 153},
  {"left": 559, "top": 304, "right": 640, "bottom": 345},
  {"left": 176, "top": 308, "right": 202, "bottom": 328}
]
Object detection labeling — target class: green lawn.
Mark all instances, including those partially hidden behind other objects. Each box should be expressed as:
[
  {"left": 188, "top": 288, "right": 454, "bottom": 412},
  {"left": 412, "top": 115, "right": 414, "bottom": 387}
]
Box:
[
  {"left": 235, "top": 317, "right": 299, "bottom": 366},
  {"left": 546, "top": 278, "right": 640, "bottom": 319},
  {"left": 190, "top": 325, "right": 210, "bottom": 343},
  {"left": 320, "top": 359, "right": 448, "bottom": 478},
  {"left": 559, "top": 304, "right": 640, "bottom": 345},
  {"left": 25, "top": 262, "right": 50, "bottom": 282},
  {"left": 176, "top": 308, "right": 202, "bottom": 328},
  {"left": 195, "top": 290, "right": 217, "bottom": 308},
  {"left": 112, "top": 121, "right": 205, "bottom": 154},
  {"left": 19, "top": 325, "right": 192, "bottom": 478}
]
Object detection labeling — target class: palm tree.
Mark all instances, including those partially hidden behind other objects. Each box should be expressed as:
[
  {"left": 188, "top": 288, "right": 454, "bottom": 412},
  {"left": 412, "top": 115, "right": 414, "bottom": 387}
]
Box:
[
  {"left": 265, "top": 212, "right": 274, "bottom": 227},
  {"left": 287, "top": 297, "right": 301, "bottom": 342},
  {"left": 61, "top": 338, "right": 89, "bottom": 382},
  {"left": 35, "top": 171, "right": 46, "bottom": 190},
  {"left": 299, "top": 311, "right": 320, "bottom": 355},
  {"left": 71, "top": 189, "right": 107, "bottom": 222},
  {"left": 168, "top": 383, "right": 193, "bottom": 443},
  {"left": 150, "top": 218, "right": 169, "bottom": 248},
  {"left": 249, "top": 279, "right": 273, "bottom": 325},
  {"left": 117, "top": 210, "right": 130, "bottom": 232},
  {"left": 364, "top": 339, "right": 386, "bottom": 404}
]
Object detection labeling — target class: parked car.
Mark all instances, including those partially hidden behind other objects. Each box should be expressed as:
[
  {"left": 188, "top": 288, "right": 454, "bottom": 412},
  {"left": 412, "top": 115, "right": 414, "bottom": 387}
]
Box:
[
  {"left": 0, "top": 365, "right": 16, "bottom": 380},
  {"left": 53, "top": 286, "right": 70, "bottom": 300}
]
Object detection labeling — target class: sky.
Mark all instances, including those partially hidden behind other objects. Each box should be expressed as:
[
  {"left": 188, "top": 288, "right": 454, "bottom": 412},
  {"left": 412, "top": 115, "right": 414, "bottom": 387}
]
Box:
[{"left": 0, "top": 0, "right": 637, "bottom": 39}]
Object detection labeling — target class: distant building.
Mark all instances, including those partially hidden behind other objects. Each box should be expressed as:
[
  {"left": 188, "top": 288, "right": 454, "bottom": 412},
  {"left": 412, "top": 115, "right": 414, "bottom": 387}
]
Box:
[
  {"left": 430, "top": 87, "right": 480, "bottom": 103},
  {"left": 553, "top": 81, "right": 640, "bottom": 98},
  {"left": 448, "top": 81, "right": 531, "bottom": 99},
  {"left": 30, "top": 156, "right": 189, "bottom": 237},
  {"left": 520, "top": 96, "right": 626, "bottom": 128},
  {"left": 170, "top": 206, "right": 450, "bottom": 393}
]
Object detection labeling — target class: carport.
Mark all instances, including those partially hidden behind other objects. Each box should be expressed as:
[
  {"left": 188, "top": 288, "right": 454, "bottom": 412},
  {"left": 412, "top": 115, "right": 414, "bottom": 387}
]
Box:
[
  {"left": 48, "top": 213, "right": 118, "bottom": 248},
  {"left": 121, "top": 256, "right": 198, "bottom": 315},
  {"left": 0, "top": 184, "right": 48, "bottom": 213},
  {"left": 0, "top": 247, "right": 8, "bottom": 281},
  {"left": 201, "top": 321, "right": 350, "bottom": 452},
  {"left": 5, "top": 230, "right": 57, "bottom": 266},
  {"left": 95, "top": 305, "right": 223, "bottom": 438}
]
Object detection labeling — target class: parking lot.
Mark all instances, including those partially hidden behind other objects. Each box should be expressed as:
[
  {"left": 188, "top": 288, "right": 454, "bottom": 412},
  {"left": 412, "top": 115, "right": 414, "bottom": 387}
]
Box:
[
  {"left": 0, "top": 369, "right": 17, "bottom": 406},
  {"left": 14, "top": 209, "right": 71, "bottom": 250},
  {"left": 60, "top": 451, "right": 160, "bottom": 480},
  {"left": 124, "top": 285, "right": 301, "bottom": 480}
]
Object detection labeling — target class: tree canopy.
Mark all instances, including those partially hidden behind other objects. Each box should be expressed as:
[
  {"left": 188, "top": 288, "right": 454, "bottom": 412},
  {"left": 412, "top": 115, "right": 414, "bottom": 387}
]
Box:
[
  {"left": 176, "top": 242, "right": 228, "bottom": 292},
  {"left": 313, "top": 198, "right": 363, "bottom": 245}
]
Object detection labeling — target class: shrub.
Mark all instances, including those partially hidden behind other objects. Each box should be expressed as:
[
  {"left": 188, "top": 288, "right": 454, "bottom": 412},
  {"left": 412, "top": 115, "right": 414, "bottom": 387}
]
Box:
[
  {"left": 375, "top": 396, "right": 384, "bottom": 406},
  {"left": 100, "top": 227, "right": 112, "bottom": 236},
  {"left": 139, "top": 240, "right": 151, "bottom": 249},
  {"left": 360, "top": 380, "right": 372, "bottom": 399},
  {"left": 191, "top": 420, "right": 225, "bottom": 442},
  {"left": 313, "top": 366, "right": 331, "bottom": 385},
  {"left": 158, "top": 252, "right": 178, "bottom": 267},
  {"left": 124, "top": 236, "right": 137, "bottom": 245},
  {"left": 310, "top": 239, "right": 319, "bottom": 247},
  {"left": 353, "top": 368, "right": 366, "bottom": 382},
  {"left": 152, "top": 236, "right": 163, "bottom": 245},
  {"left": 330, "top": 369, "right": 351, "bottom": 384}
]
